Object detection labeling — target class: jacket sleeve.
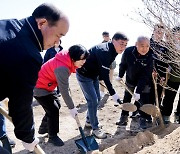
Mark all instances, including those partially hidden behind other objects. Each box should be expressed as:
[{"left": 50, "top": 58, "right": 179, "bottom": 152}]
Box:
[
  {"left": 118, "top": 50, "right": 127, "bottom": 78},
  {"left": 97, "top": 50, "right": 116, "bottom": 96},
  {"left": 54, "top": 67, "right": 75, "bottom": 109}
]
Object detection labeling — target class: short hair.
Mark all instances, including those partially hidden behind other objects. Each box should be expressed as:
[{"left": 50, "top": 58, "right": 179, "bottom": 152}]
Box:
[
  {"left": 137, "top": 36, "right": 150, "bottom": 43},
  {"left": 32, "top": 3, "right": 65, "bottom": 26},
  {"left": 102, "top": 31, "right": 109, "bottom": 36},
  {"left": 69, "top": 44, "right": 89, "bottom": 61},
  {"left": 112, "top": 32, "right": 129, "bottom": 41}
]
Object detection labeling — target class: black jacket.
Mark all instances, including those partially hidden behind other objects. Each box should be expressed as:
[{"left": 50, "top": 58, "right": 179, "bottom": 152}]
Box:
[
  {"left": 119, "top": 46, "right": 153, "bottom": 94},
  {"left": 77, "top": 42, "right": 118, "bottom": 95},
  {"left": 0, "top": 16, "right": 43, "bottom": 108},
  {"left": 150, "top": 38, "right": 169, "bottom": 78}
]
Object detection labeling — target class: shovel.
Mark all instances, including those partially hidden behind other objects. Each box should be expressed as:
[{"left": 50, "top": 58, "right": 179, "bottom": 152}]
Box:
[
  {"left": 75, "top": 115, "right": 99, "bottom": 153},
  {"left": 0, "top": 98, "right": 45, "bottom": 154},
  {"left": 116, "top": 78, "right": 157, "bottom": 114},
  {"left": 99, "top": 82, "right": 137, "bottom": 112}
]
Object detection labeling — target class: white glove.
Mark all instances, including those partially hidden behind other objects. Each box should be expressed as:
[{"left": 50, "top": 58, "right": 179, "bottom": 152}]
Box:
[
  {"left": 112, "top": 93, "right": 122, "bottom": 106},
  {"left": 133, "top": 93, "right": 140, "bottom": 101},
  {"left": 22, "top": 137, "right": 39, "bottom": 152},
  {"left": 115, "top": 76, "right": 122, "bottom": 81},
  {"left": 70, "top": 107, "right": 78, "bottom": 118}
]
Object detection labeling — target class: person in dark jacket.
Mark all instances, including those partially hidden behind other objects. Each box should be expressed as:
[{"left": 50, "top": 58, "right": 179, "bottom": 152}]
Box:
[
  {"left": 0, "top": 3, "right": 69, "bottom": 152},
  {"left": 161, "top": 26, "right": 180, "bottom": 124},
  {"left": 149, "top": 24, "right": 169, "bottom": 106},
  {"left": 76, "top": 32, "right": 129, "bottom": 139},
  {"left": 99, "top": 31, "right": 116, "bottom": 100},
  {"left": 116, "top": 36, "right": 153, "bottom": 129},
  {"left": 34, "top": 45, "right": 89, "bottom": 146},
  {"left": 43, "top": 40, "right": 63, "bottom": 63}
]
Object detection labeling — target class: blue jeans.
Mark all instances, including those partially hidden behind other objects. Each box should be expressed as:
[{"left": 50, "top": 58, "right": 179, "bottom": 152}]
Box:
[
  {"left": 76, "top": 72, "right": 100, "bottom": 130},
  {"left": 0, "top": 113, "right": 6, "bottom": 138}
]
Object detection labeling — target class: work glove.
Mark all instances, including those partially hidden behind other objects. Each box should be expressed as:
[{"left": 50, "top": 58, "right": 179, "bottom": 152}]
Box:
[
  {"left": 115, "top": 76, "right": 122, "bottom": 81},
  {"left": 112, "top": 93, "right": 122, "bottom": 107},
  {"left": 133, "top": 93, "right": 140, "bottom": 101},
  {"left": 22, "top": 137, "right": 39, "bottom": 152},
  {"left": 70, "top": 107, "right": 78, "bottom": 118}
]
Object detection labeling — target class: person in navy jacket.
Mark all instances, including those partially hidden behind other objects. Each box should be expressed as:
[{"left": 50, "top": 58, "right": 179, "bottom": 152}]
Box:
[{"left": 0, "top": 3, "right": 69, "bottom": 152}]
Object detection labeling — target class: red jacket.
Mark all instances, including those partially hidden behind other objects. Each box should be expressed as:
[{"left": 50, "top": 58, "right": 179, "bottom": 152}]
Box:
[{"left": 35, "top": 50, "right": 76, "bottom": 91}]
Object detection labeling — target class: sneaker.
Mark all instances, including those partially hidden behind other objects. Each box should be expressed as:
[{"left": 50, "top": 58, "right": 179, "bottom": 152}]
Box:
[
  {"left": 162, "top": 115, "right": 170, "bottom": 125},
  {"left": 85, "top": 121, "right": 92, "bottom": 129},
  {"left": 139, "top": 117, "right": 147, "bottom": 129},
  {"left": 92, "top": 128, "right": 107, "bottom": 139},
  {"left": 48, "top": 135, "right": 64, "bottom": 146},
  {"left": 116, "top": 115, "right": 128, "bottom": 126},
  {"left": 130, "top": 110, "right": 140, "bottom": 118}
]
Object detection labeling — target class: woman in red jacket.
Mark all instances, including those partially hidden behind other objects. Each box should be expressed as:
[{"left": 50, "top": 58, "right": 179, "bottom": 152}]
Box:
[{"left": 34, "top": 44, "right": 89, "bottom": 146}]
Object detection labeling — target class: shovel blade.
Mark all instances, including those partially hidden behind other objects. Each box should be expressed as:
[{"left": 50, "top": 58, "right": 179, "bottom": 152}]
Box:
[
  {"left": 140, "top": 104, "right": 159, "bottom": 117},
  {"left": 121, "top": 103, "right": 137, "bottom": 112},
  {"left": 75, "top": 135, "right": 99, "bottom": 153}
]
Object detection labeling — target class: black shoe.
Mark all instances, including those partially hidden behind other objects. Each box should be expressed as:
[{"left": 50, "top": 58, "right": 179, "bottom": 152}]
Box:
[
  {"left": 116, "top": 115, "right": 128, "bottom": 126},
  {"left": 139, "top": 118, "right": 147, "bottom": 129},
  {"left": 48, "top": 136, "right": 64, "bottom": 146}
]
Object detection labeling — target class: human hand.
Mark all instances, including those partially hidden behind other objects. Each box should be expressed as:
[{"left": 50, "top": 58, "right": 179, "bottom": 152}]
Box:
[
  {"left": 133, "top": 93, "right": 140, "bottom": 101},
  {"left": 70, "top": 107, "right": 78, "bottom": 118},
  {"left": 112, "top": 93, "right": 122, "bottom": 106},
  {"left": 22, "top": 137, "right": 39, "bottom": 152}
]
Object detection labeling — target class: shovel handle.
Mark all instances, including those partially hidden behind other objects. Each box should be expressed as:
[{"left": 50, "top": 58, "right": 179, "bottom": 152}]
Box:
[{"left": 75, "top": 114, "right": 82, "bottom": 128}]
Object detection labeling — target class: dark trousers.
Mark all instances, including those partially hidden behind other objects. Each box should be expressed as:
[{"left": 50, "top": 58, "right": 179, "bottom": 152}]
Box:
[
  {"left": 161, "top": 81, "right": 180, "bottom": 116},
  {"left": 0, "top": 86, "right": 35, "bottom": 143},
  {"left": 34, "top": 94, "right": 60, "bottom": 136},
  {"left": 121, "top": 83, "right": 151, "bottom": 119}
]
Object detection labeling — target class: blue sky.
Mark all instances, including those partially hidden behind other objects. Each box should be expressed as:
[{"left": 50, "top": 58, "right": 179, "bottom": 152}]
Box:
[{"left": 0, "top": 0, "right": 152, "bottom": 62}]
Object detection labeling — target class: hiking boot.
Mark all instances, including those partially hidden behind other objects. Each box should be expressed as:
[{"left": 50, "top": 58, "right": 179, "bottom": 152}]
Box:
[
  {"left": 139, "top": 117, "right": 147, "bottom": 129},
  {"left": 116, "top": 115, "right": 128, "bottom": 126},
  {"left": 48, "top": 135, "right": 64, "bottom": 146},
  {"left": 130, "top": 110, "right": 140, "bottom": 118},
  {"left": 162, "top": 116, "right": 170, "bottom": 125},
  {"left": 92, "top": 128, "right": 107, "bottom": 139}
]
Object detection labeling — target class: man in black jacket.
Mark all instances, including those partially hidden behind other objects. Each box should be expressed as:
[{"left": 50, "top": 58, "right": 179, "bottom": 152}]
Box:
[
  {"left": 0, "top": 3, "right": 69, "bottom": 152},
  {"left": 116, "top": 36, "right": 153, "bottom": 129},
  {"left": 76, "top": 32, "right": 129, "bottom": 139}
]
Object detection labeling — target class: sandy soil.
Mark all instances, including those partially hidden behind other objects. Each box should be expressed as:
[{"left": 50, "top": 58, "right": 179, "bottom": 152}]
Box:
[{"left": 5, "top": 73, "right": 180, "bottom": 154}]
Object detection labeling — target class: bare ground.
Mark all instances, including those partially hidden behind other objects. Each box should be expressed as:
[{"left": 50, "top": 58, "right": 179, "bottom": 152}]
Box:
[{"left": 5, "top": 73, "right": 180, "bottom": 154}]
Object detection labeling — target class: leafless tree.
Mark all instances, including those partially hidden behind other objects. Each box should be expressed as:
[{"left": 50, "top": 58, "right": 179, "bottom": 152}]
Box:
[{"left": 136, "top": 0, "right": 180, "bottom": 91}]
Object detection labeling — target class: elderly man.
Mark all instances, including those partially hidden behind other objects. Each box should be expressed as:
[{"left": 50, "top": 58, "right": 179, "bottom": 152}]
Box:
[
  {"left": 116, "top": 36, "right": 153, "bottom": 129},
  {"left": 0, "top": 3, "right": 69, "bottom": 152}
]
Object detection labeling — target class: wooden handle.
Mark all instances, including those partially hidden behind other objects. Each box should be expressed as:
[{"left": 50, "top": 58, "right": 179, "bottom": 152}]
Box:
[
  {"left": 34, "top": 145, "right": 46, "bottom": 154},
  {"left": 75, "top": 115, "right": 81, "bottom": 128}
]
